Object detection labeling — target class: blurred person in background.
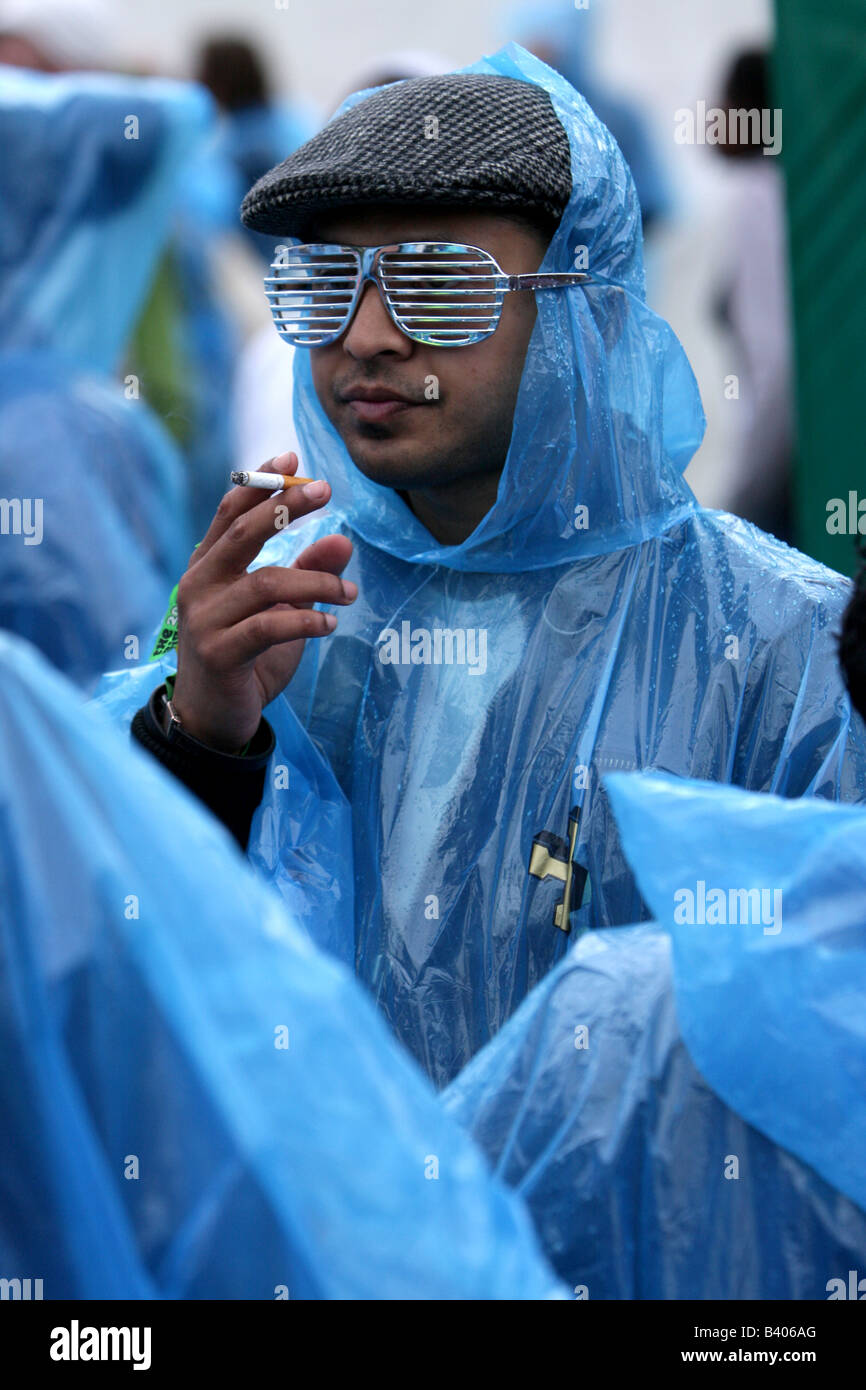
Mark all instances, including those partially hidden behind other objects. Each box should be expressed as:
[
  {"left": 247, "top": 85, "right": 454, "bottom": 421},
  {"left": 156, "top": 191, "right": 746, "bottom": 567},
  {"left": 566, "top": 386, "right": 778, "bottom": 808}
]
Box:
[
  {"left": 504, "top": 0, "right": 671, "bottom": 236},
  {"left": 194, "top": 34, "right": 317, "bottom": 264},
  {"left": 711, "top": 48, "right": 794, "bottom": 543},
  {"left": 129, "top": 197, "right": 239, "bottom": 544},
  {"left": 0, "top": 0, "right": 240, "bottom": 577},
  {"left": 0, "top": 63, "right": 205, "bottom": 687},
  {"left": 136, "top": 34, "right": 318, "bottom": 542},
  {"left": 0, "top": 0, "right": 118, "bottom": 72}
]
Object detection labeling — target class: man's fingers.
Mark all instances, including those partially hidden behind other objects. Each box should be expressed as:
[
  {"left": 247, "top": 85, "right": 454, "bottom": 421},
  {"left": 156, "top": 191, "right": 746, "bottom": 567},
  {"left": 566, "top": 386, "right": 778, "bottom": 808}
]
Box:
[
  {"left": 216, "top": 605, "right": 339, "bottom": 666},
  {"left": 291, "top": 533, "right": 355, "bottom": 577},
  {"left": 190, "top": 472, "right": 332, "bottom": 584},
  {"left": 197, "top": 565, "right": 357, "bottom": 631},
  {"left": 188, "top": 452, "right": 301, "bottom": 569}
]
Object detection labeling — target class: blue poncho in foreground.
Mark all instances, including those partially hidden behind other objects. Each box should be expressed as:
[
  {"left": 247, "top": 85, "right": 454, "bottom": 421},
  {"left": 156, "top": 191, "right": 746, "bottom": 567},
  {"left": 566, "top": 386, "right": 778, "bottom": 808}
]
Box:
[
  {"left": 444, "top": 775, "right": 866, "bottom": 1298},
  {"left": 95, "top": 44, "right": 866, "bottom": 1087},
  {"left": 0, "top": 632, "right": 563, "bottom": 1300},
  {"left": 0, "top": 66, "right": 201, "bottom": 685}
]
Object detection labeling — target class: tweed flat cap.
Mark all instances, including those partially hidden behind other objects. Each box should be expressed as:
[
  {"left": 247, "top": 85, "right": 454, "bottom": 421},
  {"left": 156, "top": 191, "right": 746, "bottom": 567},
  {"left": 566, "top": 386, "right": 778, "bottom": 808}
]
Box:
[{"left": 240, "top": 73, "right": 572, "bottom": 236}]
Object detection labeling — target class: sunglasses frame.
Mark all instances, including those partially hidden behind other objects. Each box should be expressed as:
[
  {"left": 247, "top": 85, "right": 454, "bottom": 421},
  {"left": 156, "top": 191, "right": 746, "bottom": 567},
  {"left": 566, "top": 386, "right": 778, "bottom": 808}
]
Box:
[{"left": 265, "top": 240, "right": 592, "bottom": 348}]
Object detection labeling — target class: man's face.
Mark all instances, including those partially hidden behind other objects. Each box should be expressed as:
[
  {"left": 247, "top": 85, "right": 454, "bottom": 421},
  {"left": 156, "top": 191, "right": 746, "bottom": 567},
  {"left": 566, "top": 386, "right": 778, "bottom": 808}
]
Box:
[{"left": 306, "top": 207, "right": 549, "bottom": 492}]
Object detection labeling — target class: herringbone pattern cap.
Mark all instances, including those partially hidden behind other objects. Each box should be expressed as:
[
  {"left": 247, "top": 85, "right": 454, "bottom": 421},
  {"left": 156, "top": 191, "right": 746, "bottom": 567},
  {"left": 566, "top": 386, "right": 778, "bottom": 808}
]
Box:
[{"left": 241, "top": 73, "right": 572, "bottom": 235}]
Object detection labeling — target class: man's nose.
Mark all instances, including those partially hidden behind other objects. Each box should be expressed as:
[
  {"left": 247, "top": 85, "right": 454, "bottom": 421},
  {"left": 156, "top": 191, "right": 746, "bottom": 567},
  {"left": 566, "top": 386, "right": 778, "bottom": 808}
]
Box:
[{"left": 341, "top": 279, "right": 413, "bottom": 360}]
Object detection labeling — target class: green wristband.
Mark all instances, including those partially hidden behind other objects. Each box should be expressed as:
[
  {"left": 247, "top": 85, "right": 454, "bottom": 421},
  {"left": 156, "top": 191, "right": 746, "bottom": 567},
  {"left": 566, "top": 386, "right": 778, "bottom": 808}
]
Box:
[
  {"left": 149, "top": 543, "right": 201, "bottom": 662},
  {"left": 150, "top": 580, "right": 180, "bottom": 660}
]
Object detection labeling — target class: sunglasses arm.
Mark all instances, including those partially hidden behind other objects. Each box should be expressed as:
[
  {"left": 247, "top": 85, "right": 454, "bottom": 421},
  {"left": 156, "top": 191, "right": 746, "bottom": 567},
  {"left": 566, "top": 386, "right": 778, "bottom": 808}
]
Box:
[{"left": 508, "top": 272, "right": 592, "bottom": 291}]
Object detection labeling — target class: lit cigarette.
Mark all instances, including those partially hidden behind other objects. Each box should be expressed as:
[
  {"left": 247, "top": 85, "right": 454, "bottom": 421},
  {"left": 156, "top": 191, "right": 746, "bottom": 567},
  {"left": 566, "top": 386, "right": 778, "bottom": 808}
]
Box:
[{"left": 230, "top": 469, "right": 314, "bottom": 490}]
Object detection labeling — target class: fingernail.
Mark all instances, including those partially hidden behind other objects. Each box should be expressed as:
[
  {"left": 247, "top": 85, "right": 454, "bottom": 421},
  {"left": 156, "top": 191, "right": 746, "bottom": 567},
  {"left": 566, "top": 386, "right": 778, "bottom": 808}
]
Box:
[
  {"left": 303, "top": 480, "right": 327, "bottom": 500},
  {"left": 342, "top": 580, "right": 358, "bottom": 599},
  {"left": 324, "top": 613, "right": 337, "bottom": 630}
]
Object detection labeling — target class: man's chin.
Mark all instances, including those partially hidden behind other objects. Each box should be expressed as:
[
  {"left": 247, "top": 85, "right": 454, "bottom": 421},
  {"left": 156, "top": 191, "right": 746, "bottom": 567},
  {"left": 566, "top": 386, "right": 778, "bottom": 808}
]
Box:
[
  {"left": 348, "top": 452, "right": 450, "bottom": 491},
  {"left": 339, "top": 432, "right": 456, "bottom": 491}
]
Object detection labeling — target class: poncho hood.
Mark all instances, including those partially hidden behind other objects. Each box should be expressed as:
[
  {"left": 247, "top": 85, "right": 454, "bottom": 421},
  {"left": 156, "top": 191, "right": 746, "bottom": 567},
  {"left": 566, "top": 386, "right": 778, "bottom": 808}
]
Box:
[{"left": 289, "top": 43, "right": 705, "bottom": 572}]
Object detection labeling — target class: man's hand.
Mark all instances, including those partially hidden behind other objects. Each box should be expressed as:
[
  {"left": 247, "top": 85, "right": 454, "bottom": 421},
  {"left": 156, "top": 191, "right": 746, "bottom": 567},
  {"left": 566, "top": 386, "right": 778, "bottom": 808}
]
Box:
[{"left": 172, "top": 452, "right": 356, "bottom": 752}]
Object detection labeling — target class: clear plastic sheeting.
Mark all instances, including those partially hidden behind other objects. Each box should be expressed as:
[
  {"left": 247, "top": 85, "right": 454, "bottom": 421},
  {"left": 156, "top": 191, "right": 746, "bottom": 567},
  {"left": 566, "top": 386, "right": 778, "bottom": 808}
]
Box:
[
  {"left": 0, "top": 632, "right": 564, "bottom": 1301},
  {"left": 94, "top": 46, "right": 866, "bottom": 1089},
  {"left": 444, "top": 922, "right": 866, "bottom": 1299},
  {"left": 604, "top": 770, "right": 866, "bottom": 1215}
]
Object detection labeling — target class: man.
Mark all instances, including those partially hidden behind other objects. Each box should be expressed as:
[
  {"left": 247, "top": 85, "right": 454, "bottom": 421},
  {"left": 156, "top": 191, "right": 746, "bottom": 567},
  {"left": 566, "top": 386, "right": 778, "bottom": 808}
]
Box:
[{"left": 117, "top": 47, "right": 866, "bottom": 1088}]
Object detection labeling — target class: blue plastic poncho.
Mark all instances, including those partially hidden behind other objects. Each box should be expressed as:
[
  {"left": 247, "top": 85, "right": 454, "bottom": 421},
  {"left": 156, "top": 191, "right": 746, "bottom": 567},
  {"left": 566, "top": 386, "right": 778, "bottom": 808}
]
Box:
[
  {"left": 0, "top": 66, "right": 205, "bottom": 685},
  {"left": 0, "top": 65, "right": 210, "bottom": 373},
  {"left": 604, "top": 771, "right": 866, "bottom": 1216},
  {"left": 0, "top": 630, "right": 563, "bottom": 1300},
  {"left": 0, "top": 353, "right": 192, "bottom": 688},
  {"left": 95, "top": 44, "right": 866, "bottom": 1088},
  {"left": 444, "top": 773, "right": 866, "bottom": 1298}
]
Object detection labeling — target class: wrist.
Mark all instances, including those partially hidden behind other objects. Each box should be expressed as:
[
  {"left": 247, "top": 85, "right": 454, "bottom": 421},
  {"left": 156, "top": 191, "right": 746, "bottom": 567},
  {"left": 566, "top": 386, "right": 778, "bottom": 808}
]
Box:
[{"left": 158, "top": 685, "right": 256, "bottom": 757}]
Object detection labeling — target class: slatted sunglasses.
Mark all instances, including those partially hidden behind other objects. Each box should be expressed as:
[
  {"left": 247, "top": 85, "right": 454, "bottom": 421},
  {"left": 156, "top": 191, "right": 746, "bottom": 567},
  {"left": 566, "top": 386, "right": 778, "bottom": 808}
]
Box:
[{"left": 265, "top": 241, "right": 591, "bottom": 348}]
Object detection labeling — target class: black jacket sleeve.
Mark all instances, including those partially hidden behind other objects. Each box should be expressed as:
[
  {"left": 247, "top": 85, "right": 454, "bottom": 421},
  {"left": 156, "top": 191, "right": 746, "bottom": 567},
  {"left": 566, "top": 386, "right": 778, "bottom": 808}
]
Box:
[{"left": 131, "top": 686, "right": 275, "bottom": 850}]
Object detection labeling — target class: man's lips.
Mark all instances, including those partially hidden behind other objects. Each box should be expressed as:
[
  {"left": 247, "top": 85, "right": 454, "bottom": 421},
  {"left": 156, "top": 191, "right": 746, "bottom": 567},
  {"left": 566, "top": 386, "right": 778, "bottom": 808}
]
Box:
[{"left": 339, "top": 387, "right": 423, "bottom": 423}]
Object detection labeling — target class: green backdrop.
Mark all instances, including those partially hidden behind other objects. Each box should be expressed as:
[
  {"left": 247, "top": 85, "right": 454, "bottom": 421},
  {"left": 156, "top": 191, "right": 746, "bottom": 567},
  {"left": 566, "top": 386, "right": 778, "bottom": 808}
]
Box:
[{"left": 773, "top": 0, "right": 866, "bottom": 576}]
